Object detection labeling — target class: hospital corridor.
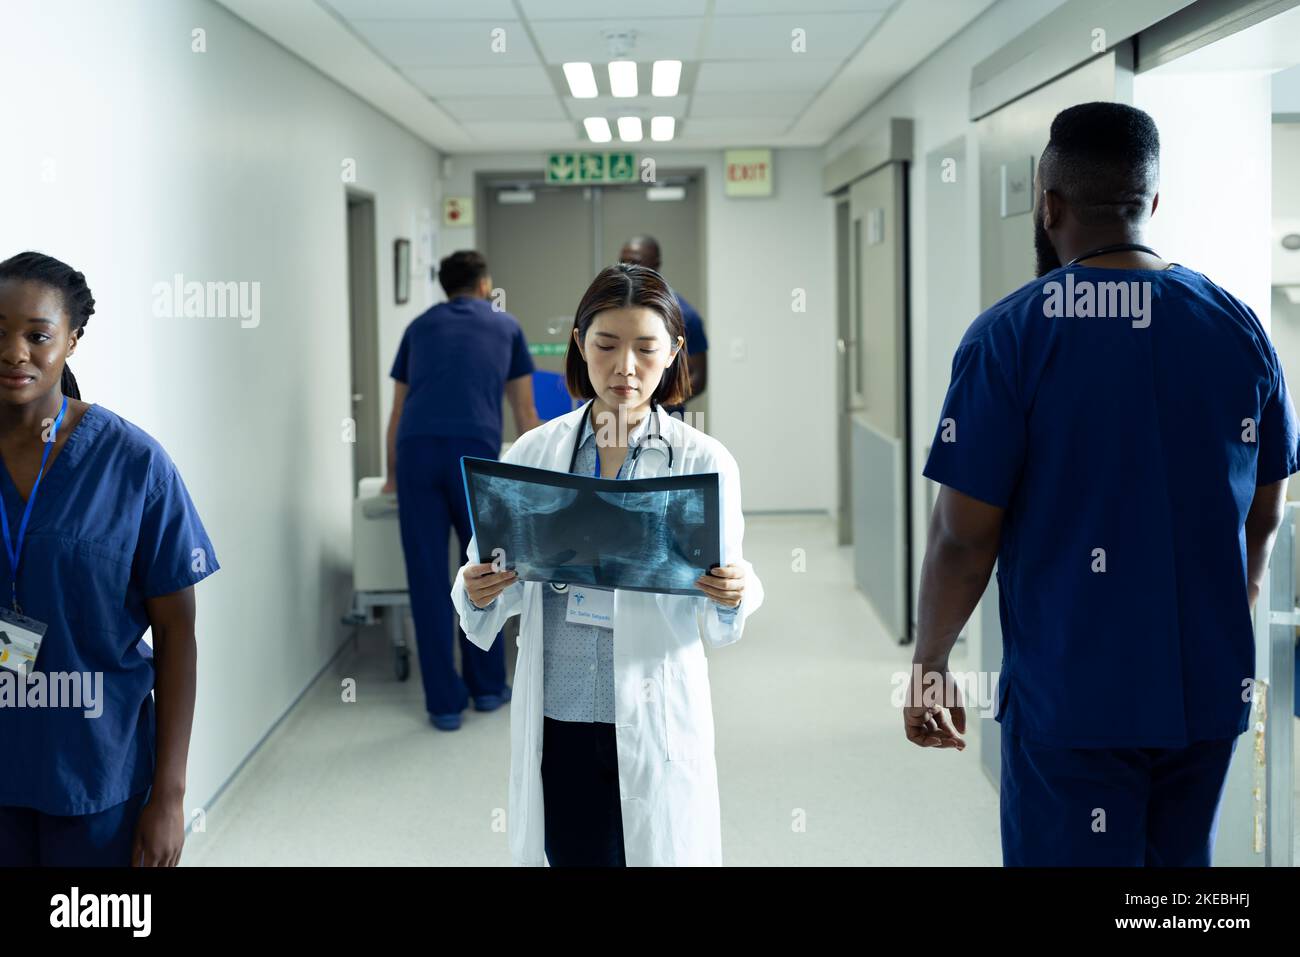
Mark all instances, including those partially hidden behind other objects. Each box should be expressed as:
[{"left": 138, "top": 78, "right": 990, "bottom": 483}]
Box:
[
  {"left": 182, "top": 515, "right": 1002, "bottom": 867},
  {"left": 3, "top": 0, "right": 1300, "bottom": 937}
]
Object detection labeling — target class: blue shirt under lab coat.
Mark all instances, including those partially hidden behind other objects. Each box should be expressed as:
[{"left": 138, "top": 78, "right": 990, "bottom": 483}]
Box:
[
  {"left": 923, "top": 264, "right": 1300, "bottom": 749},
  {"left": 0, "top": 404, "right": 219, "bottom": 815}
]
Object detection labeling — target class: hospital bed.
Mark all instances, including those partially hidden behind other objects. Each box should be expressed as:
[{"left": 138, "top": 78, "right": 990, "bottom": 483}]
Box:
[
  {"left": 343, "top": 477, "right": 415, "bottom": 680},
  {"left": 343, "top": 436, "right": 526, "bottom": 681}
]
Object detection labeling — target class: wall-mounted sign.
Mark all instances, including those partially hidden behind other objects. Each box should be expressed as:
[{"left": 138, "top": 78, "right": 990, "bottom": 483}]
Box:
[
  {"left": 1000, "top": 156, "right": 1034, "bottom": 218},
  {"left": 866, "top": 207, "right": 886, "bottom": 245},
  {"left": 443, "top": 196, "right": 473, "bottom": 227},
  {"left": 724, "top": 149, "right": 773, "bottom": 197},
  {"left": 547, "top": 152, "right": 637, "bottom": 184}
]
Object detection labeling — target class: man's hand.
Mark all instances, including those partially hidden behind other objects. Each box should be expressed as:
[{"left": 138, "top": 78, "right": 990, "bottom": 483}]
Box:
[{"left": 903, "top": 667, "right": 967, "bottom": 749}]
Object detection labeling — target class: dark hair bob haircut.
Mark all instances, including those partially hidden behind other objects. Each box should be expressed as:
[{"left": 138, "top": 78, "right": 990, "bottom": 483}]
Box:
[{"left": 565, "top": 263, "right": 691, "bottom": 407}]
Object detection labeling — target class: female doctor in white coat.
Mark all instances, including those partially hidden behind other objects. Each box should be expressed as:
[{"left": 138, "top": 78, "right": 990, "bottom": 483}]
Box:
[{"left": 451, "top": 263, "right": 762, "bottom": 867}]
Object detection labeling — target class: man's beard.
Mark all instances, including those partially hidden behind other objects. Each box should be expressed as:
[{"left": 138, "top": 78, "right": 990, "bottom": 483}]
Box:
[{"left": 1034, "top": 210, "right": 1062, "bottom": 278}]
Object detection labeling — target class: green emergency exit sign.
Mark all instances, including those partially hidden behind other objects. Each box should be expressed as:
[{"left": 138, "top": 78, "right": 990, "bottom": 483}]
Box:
[{"left": 547, "top": 152, "right": 637, "bottom": 184}]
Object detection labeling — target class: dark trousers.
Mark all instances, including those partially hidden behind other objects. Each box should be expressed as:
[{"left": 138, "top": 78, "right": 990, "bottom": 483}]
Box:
[
  {"left": 0, "top": 790, "right": 149, "bottom": 866},
  {"left": 396, "top": 435, "right": 507, "bottom": 716},
  {"left": 1001, "top": 727, "right": 1236, "bottom": 866},
  {"left": 541, "top": 717, "right": 626, "bottom": 867}
]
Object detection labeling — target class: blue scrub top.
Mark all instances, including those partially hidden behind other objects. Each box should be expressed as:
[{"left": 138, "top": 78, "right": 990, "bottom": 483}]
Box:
[
  {"left": 676, "top": 294, "right": 708, "bottom": 356},
  {"left": 391, "top": 295, "right": 534, "bottom": 452},
  {"left": 924, "top": 264, "right": 1300, "bottom": 749},
  {"left": 0, "top": 404, "right": 219, "bottom": 815}
]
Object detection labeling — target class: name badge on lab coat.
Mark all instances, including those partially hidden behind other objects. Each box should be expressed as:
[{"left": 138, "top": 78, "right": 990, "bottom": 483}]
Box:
[
  {"left": 566, "top": 586, "right": 614, "bottom": 629},
  {"left": 0, "top": 607, "right": 48, "bottom": 678}
]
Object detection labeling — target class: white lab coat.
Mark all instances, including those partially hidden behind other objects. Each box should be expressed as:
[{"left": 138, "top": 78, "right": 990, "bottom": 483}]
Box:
[{"left": 451, "top": 402, "right": 763, "bottom": 866}]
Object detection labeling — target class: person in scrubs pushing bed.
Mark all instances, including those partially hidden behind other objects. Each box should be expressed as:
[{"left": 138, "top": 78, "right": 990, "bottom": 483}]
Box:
[
  {"left": 906, "top": 103, "right": 1300, "bottom": 866},
  {"left": 0, "top": 252, "right": 219, "bottom": 866}
]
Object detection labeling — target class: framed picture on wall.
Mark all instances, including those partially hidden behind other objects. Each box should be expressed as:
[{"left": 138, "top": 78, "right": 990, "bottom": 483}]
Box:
[{"left": 394, "top": 238, "right": 411, "bottom": 305}]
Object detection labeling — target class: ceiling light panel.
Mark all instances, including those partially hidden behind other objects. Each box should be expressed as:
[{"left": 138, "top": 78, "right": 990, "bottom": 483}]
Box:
[
  {"left": 651, "top": 59, "right": 681, "bottom": 96},
  {"left": 583, "top": 116, "right": 613, "bottom": 142},
  {"left": 562, "top": 61, "right": 598, "bottom": 97}
]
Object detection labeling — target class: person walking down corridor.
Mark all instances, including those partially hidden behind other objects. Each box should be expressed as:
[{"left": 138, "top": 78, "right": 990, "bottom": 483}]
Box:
[
  {"left": 908, "top": 103, "right": 1300, "bottom": 866},
  {"left": 384, "top": 250, "right": 541, "bottom": 731}
]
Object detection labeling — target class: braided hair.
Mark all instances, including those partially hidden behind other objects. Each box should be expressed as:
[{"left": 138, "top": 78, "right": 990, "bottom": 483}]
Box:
[{"left": 0, "top": 251, "right": 94, "bottom": 400}]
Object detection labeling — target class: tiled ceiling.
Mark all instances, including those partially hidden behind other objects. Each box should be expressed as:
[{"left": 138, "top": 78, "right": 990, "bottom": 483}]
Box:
[{"left": 316, "top": 0, "right": 899, "bottom": 148}]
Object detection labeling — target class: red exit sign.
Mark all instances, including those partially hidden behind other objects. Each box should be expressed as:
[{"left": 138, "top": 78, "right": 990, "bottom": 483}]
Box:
[
  {"left": 724, "top": 149, "right": 773, "bottom": 196},
  {"left": 727, "top": 160, "right": 768, "bottom": 182}
]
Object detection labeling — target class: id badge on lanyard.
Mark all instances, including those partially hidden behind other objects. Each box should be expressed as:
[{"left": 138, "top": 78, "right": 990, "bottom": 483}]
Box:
[{"left": 0, "top": 395, "right": 67, "bottom": 676}]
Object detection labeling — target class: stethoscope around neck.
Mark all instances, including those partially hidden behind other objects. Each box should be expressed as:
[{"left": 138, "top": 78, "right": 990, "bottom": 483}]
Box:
[
  {"left": 567, "top": 398, "right": 675, "bottom": 478},
  {"left": 552, "top": 399, "right": 674, "bottom": 595},
  {"left": 1065, "top": 242, "right": 1161, "bottom": 268}
]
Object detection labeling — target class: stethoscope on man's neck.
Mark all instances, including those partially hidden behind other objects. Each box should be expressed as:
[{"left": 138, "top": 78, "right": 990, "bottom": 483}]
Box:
[
  {"left": 567, "top": 397, "right": 675, "bottom": 479},
  {"left": 1064, "top": 242, "right": 1166, "bottom": 268}
]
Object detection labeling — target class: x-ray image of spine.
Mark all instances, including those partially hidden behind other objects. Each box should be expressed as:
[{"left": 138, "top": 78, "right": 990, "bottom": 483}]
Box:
[
  {"left": 475, "top": 474, "right": 581, "bottom": 580},
  {"left": 468, "top": 467, "right": 718, "bottom": 595}
]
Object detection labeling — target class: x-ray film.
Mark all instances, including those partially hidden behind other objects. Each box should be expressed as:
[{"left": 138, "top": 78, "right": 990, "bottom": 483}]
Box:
[{"left": 461, "top": 457, "right": 722, "bottom": 596}]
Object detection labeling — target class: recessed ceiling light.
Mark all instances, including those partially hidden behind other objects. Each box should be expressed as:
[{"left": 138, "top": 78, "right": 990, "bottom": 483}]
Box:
[
  {"left": 617, "top": 116, "right": 643, "bottom": 142},
  {"left": 651, "top": 60, "right": 681, "bottom": 97},
  {"left": 562, "top": 62, "right": 598, "bottom": 99},
  {"left": 608, "top": 60, "right": 638, "bottom": 98},
  {"left": 583, "top": 117, "right": 612, "bottom": 143},
  {"left": 650, "top": 116, "right": 675, "bottom": 141}
]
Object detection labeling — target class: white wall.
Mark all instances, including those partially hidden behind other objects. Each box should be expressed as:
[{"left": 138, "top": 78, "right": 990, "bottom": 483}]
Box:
[
  {"left": 1135, "top": 71, "right": 1274, "bottom": 325},
  {"left": 0, "top": 0, "right": 440, "bottom": 820},
  {"left": 440, "top": 149, "right": 835, "bottom": 514}
]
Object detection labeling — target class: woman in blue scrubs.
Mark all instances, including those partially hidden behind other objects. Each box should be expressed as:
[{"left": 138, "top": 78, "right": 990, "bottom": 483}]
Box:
[{"left": 0, "top": 252, "right": 219, "bottom": 866}]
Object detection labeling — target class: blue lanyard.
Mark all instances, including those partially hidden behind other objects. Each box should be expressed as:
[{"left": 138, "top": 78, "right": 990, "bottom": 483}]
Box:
[{"left": 1, "top": 395, "right": 68, "bottom": 613}]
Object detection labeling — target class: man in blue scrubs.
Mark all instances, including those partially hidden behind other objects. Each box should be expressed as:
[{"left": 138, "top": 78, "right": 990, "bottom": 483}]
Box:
[
  {"left": 906, "top": 102, "right": 1300, "bottom": 865},
  {"left": 619, "top": 236, "right": 707, "bottom": 418},
  {"left": 384, "top": 250, "right": 540, "bottom": 731}
]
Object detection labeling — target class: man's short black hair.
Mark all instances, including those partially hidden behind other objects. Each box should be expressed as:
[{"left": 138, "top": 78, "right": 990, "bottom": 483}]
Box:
[
  {"left": 438, "top": 250, "right": 488, "bottom": 297},
  {"left": 1039, "top": 102, "right": 1160, "bottom": 226}
]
